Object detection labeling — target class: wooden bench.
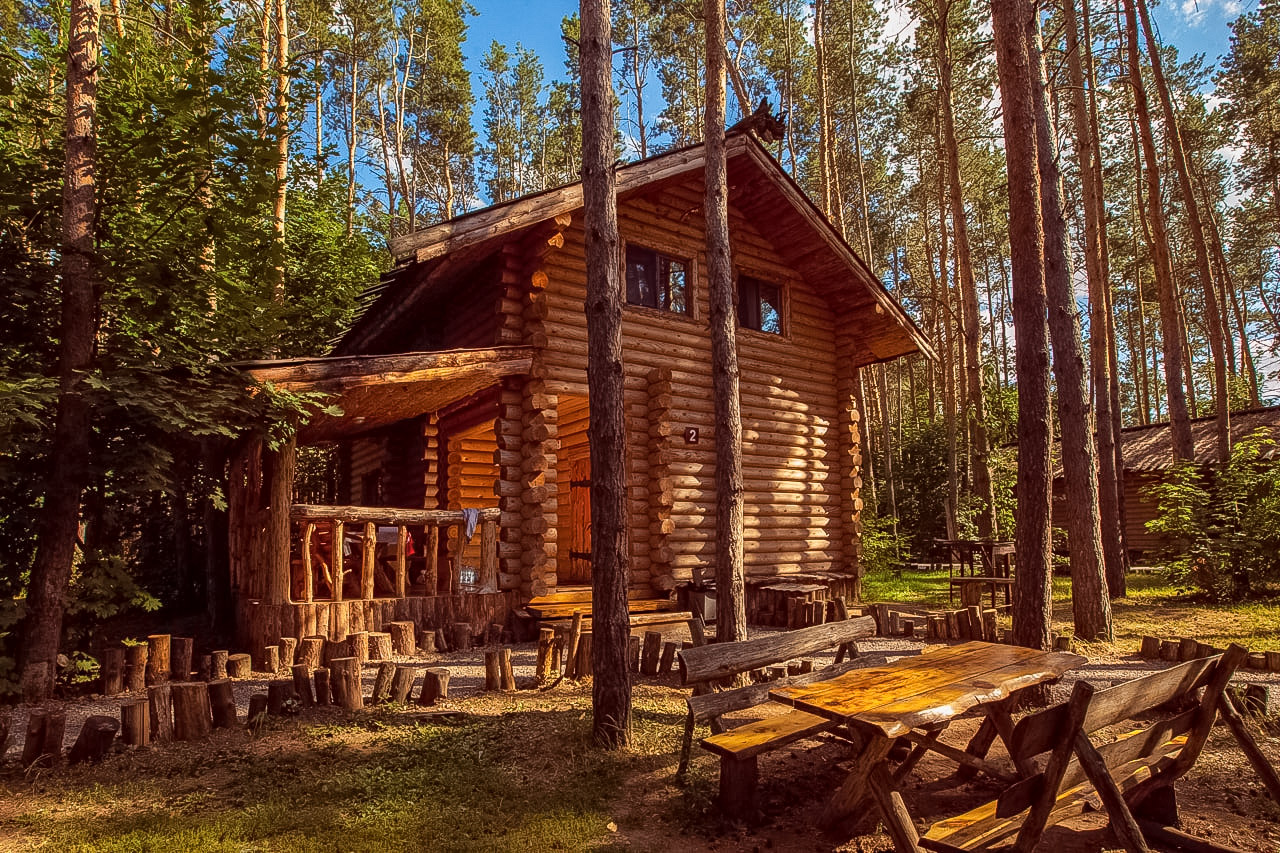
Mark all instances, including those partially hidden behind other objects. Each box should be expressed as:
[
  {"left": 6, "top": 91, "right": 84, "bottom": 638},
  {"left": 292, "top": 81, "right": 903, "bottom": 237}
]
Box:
[
  {"left": 922, "top": 644, "right": 1254, "bottom": 853},
  {"left": 951, "top": 576, "right": 1014, "bottom": 608},
  {"left": 675, "top": 615, "right": 878, "bottom": 819}
]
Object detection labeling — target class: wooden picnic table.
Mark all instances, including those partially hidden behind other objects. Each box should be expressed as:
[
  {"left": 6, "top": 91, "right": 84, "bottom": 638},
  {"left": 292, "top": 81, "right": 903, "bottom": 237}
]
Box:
[{"left": 769, "top": 641, "right": 1085, "bottom": 853}]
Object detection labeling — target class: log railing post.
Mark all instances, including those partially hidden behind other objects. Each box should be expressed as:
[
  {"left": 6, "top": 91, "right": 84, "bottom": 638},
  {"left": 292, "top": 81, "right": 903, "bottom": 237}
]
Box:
[
  {"left": 301, "top": 522, "right": 315, "bottom": 603},
  {"left": 333, "top": 520, "right": 345, "bottom": 602},
  {"left": 450, "top": 521, "right": 461, "bottom": 594},
  {"left": 395, "top": 524, "right": 408, "bottom": 598},
  {"left": 362, "top": 521, "right": 376, "bottom": 600},
  {"left": 425, "top": 523, "right": 439, "bottom": 595},
  {"left": 479, "top": 519, "right": 498, "bottom": 592}
]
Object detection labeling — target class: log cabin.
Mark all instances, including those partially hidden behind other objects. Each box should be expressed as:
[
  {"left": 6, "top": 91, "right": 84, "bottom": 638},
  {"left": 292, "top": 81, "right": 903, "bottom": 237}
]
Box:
[
  {"left": 228, "top": 132, "right": 932, "bottom": 650},
  {"left": 1052, "top": 405, "right": 1280, "bottom": 562}
]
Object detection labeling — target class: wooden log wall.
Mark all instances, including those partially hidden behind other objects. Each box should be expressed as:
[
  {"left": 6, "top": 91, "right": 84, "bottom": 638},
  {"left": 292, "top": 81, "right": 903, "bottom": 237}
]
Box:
[
  {"left": 444, "top": 419, "right": 499, "bottom": 577},
  {"left": 554, "top": 395, "right": 590, "bottom": 584},
  {"left": 520, "top": 381, "right": 558, "bottom": 597},
  {"left": 495, "top": 377, "right": 525, "bottom": 590},
  {"left": 646, "top": 367, "right": 676, "bottom": 591},
  {"left": 538, "top": 183, "right": 848, "bottom": 586},
  {"left": 834, "top": 329, "right": 867, "bottom": 593},
  {"left": 422, "top": 414, "right": 439, "bottom": 510}
]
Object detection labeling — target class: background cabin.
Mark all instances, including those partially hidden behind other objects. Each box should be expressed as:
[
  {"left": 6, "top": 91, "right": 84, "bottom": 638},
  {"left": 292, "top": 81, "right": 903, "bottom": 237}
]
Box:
[{"left": 228, "top": 133, "right": 931, "bottom": 650}]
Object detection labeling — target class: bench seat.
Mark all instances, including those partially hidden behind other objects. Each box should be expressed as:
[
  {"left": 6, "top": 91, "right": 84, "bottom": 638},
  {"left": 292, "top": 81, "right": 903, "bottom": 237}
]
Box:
[{"left": 702, "top": 707, "right": 836, "bottom": 761}]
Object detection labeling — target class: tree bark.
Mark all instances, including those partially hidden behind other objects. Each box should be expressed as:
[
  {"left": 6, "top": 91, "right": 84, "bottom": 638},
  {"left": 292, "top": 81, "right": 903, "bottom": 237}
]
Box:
[
  {"left": 20, "top": 0, "right": 102, "bottom": 702},
  {"left": 706, "top": 0, "right": 747, "bottom": 647},
  {"left": 991, "top": 0, "right": 1053, "bottom": 651},
  {"left": 1123, "top": 0, "right": 1192, "bottom": 460},
  {"left": 1030, "top": 18, "right": 1112, "bottom": 642},
  {"left": 581, "top": 0, "right": 631, "bottom": 749},
  {"left": 270, "top": 0, "right": 289, "bottom": 302}
]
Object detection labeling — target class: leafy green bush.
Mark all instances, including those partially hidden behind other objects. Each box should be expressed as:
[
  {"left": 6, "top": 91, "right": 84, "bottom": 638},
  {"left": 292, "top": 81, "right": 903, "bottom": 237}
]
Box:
[
  {"left": 1145, "top": 429, "right": 1280, "bottom": 600},
  {"left": 860, "top": 511, "right": 908, "bottom": 575}
]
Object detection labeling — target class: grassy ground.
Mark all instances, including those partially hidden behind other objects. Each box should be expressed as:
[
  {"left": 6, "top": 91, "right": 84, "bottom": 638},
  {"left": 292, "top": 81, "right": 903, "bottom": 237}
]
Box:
[{"left": 862, "top": 565, "right": 1280, "bottom": 652}]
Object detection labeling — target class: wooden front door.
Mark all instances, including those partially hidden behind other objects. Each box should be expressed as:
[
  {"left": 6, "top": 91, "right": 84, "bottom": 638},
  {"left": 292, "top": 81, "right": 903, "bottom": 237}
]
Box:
[{"left": 567, "top": 456, "right": 592, "bottom": 583}]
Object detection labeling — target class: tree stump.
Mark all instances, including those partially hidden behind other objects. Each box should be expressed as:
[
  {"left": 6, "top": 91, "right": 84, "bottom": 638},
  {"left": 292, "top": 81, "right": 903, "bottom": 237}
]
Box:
[
  {"left": 368, "top": 632, "right": 393, "bottom": 662},
  {"left": 484, "top": 651, "right": 501, "bottom": 691},
  {"left": 171, "top": 682, "right": 214, "bottom": 740},
  {"left": 390, "top": 665, "right": 419, "bottom": 704},
  {"left": 267, "top": 679, "right": 297, "bottom": 715},
  {"left": 68, "top": 715, "right": 119, "bottom": 765},
  {"left": 628, "top": 635, "right": 640, "bottom": 673},
  {"left": 1267, "top": 651, "right": 1280, "bottom": 673},
  {"left": 197, "top": 655, "right": 212, "bottom": 682},
  {"left": 417, "top": 667, "right": 449, "bottom": 705},
  {"left": 389, "top": 622, "right": 416, "bottom": 656},
  {"left": 280, "top": 637, "right": 297, "bottom": 669},
  {"left": 575, "top": 633, "right": 593, "bottom": 678},
  {"left": 1160, "top": 640, "right": 1180, "bottom": 662},
  {"left": 486, "top": 623, "right": 503, "bottom": 647},
  {"left": 148, "top": 684, "right": 174, "bottom": 743},
  {"left": 535, "top": 628, "right": 556, "bottom": 681},
  {"left": 291, "top": 664, "right": 314, "bottom": 706},
  {"left": 330, "top": 657, "right": 363, "bottom": 710},
  {"left": 259, "top": 645, "right": 280, "bottom": 674},
  {"left": 640, "top": 631, "right": 662, "bottom": 676},
  {"left": 100, "top": 647, "right": 125, "bottom": 695},
  {"left": 313, "top": 667, "right": 331, "bottom": 705},
  {"left": 349, "top": 632, "right": 369, "bottom": 664},
  {"left": 1138, "top": 636, "right": 1161, "bottom": 659},
  {"left": 211, "top": 650, "right": 229, "bottom": 679},
  {"left": 371, "top": 661, "right": 396, "bottom": 703},
  {"left": 434, "top": 628, "right": 448, "bottom": 654},
  {"left": 450, "top": 622, "right": 472, "bottom": 653},
  {"left": 1055, "top": 635, "right": 1074, "bottom": 652},
  {"left": 145, "top": 634, "right": 171, "bottom": 685},
  {"left": 22, "top": 709, "right": 66, "bottom": 768},
  {"left": 208, "top": 680, "right": 237, "bottom": 728},
  {"left": 298, "top": 636, "right": 324, "bottom": 670},
  {"left": 124, "top": 644, "right": 148, "bottom": 692},
  {"left": 419, "top": 629, "right": 437, "bottom": 655},
  {"left": 227, "top": 653, "right": 252, "bottom": 678},
  {"left": 247, "top": 693, "right": 269, "bottom": 722},
  {"left": 564, "top": 612, "right": 584, "bottom": 679},
  {"left": 499, "top": 648, "right": 516, "bottom": 691},
  {"left": 170, "top": 637, "right": 194, "bottom": 682},
  {"left": 1178, "top": 637, "right": 1200, "bottom": 662},
  {"left": 658, "top": 642, "right": 677, "bottom": 675},
  {"left": 981, "top": 610, "right": 997, "bottom": 643},
  {"left": 323, "top": 638, "right": 351, "bottom": 668},
  {"left": 120, "top": 699, "right": 149, "bottom": 746}
]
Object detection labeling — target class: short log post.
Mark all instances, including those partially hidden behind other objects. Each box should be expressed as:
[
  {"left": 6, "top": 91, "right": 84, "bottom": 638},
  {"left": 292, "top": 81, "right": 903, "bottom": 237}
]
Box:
[
  {"left": 100, "top": 647, "right": 125, "bottom": 695},
  {"left": 0, "top": 713, "right": 7, "bottom": 757},
  {"left": 1177, "top": 637, "right": 1200, "bottom": 662},
  {"left": 981, "top": 610, "right": 997, "bottom": 642},
  {"left": 1138, "top": 636, "right": 1161, "bottom": 659},
  {"left": 499, "top": 648, "right": 516, "bottom": 691},
  {"left": 389, "top": 622, "right": 416, "bottom": 656},
  {"left": 259, "top": 645, "right": 281, "bottom": 674},
  {"left": 197, "top": 655, "right": 212, "bottom": 682},
  {"left": 658, "top": 641, "right": 678, "bottom": 676},
  {"left": 390, "top": 665, "right": 419, "bottom": 704},
  {"left": 291, "top": 664, "right": 314, "bottom": 706},
  {"left": 418, "top": 668, "right": 449, "bottom": 705},
  {"left": 298, "top": 636, "right": 324, "bottom": 670},
  {"left": 486, "top": 623, "right": 503, "bottom": 647},
  {"left": 227, "top": 654, "right": 252, "bottom": 678},
  {"left": 247, "top": 693, "right": 269, "bottom": 721},
  {"left": 22, "top": 710, "right": 65, "bottom": 767},
  {"left": 313, "top": 667, "right": 331, "bottom": 705},
  {"left": 575, "top": 633, "right": 593, "bottom": 678},
  {"left": 450, "top": 622, "right": 472, "bottom": 653},
  {"left": 371, "top": 661, "right": 396, "bottom": 703},
  {"left": 124, "top": 644, "right": 148, "bottom": 692},
  {"left": 419, "top": 630, "right": 437, "bottom": 654},
  {"left": 209, "top": 679, "right": 237, "bottom": 728},
  {"left": 1055, "top": 634, "right": 1074, "bottom": 652},
  {"left": 330, "top": 657, "right": 363, "bottom": 710},
  {"left": 120, "top": 699, "right": 150, "bottom": 746},
  {"left": 434, "top": 628, "right": 448, "bottom": 654},
  {"left": 145, "top": 634, "right": 171, "bottom": 685},
  {"left": 267, "top": 680, "right": 296, "bottom": 715},
  {"left": 148, "top": 684, "right": 174, "bottom": 743},
  {"left": 211, "top": 650, "right": 229, "bottom": 680},
  {"left": 323, "top": 638, "right": 350, "bottom": 668},
  {"left": 628, "top": 635, "right": 641, "bottom": 672},
  {"left": 535, "top": 628, "right": 556, "bottom": 681},
  {"left": 484, "top": 651, "right": 501, "bottom": 691},
  {"left": 965, "top": 606, "right": 983, "bottom": 640},
  {"left": 640, "top": 631, "right": 662, "bottom": 676},
  {"left": 1160, "top": 640, "right": 1180, "bottom": 662},
  {"left": 349, "top": 631, "right": 370, "bottom": 664},
  {"left": 368, "top": 632, "right": 393, "bottom": 662},
  {"left": 170, "top": 676, "right": 212, "bottom": 737},
  {"left": 170, "top": 637, "right": 193, "bottom": 682},
  {"left": 564, "top": 611, "right": 584, "bottom": 679},
  {"left": 280, "top": 637, "right": 298, "bottom": 669},
  {"left": 718, "top": 755, "right": 759, "bottom": 821},
  {"left": 68, "top": 716, "right": 119, "bottom": 765}
]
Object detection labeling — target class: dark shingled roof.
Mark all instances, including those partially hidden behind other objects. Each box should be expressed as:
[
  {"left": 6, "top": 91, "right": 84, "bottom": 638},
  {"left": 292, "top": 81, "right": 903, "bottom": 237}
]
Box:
[{"left": 1120, "top": 406, "right": 1280, "bottom": 473}]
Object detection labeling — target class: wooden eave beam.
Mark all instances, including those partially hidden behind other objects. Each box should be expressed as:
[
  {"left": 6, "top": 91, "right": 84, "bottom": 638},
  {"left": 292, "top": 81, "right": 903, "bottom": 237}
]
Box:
[{"left": 244, "top": 346, "right": 536, "bottom": 388}]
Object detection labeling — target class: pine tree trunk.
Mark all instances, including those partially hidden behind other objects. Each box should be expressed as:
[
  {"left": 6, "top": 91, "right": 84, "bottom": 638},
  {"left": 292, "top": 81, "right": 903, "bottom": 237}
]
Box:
[
  {"left": 21, "top": 0, "right": 101, "bottom": 701},
  {"left": 706, "top": 0, "right": 746, "bottom": 646},
  {"left": 580, "top": 0, "right": 631, "bottom": 749},
  {"left": 271, "top": 0, "right": 288, "bottom": 302},
  {"left": 346, "top": 54, "right": 358, "bottom": 238},
  {"left": 1030, "top": 20, "right": 1112, "bottom": 642},
  {"left": 1123, "top": 0, "right": 1192, "bottom": 460},
  {"left": 991, "top": 0, "right": 1052, "bottom": 652}
]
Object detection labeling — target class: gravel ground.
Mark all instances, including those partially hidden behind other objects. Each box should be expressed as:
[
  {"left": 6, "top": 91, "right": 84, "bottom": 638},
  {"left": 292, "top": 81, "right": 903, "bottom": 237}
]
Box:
[{"left": 2, "top": 632, "right": 1278, "bottom": 759}]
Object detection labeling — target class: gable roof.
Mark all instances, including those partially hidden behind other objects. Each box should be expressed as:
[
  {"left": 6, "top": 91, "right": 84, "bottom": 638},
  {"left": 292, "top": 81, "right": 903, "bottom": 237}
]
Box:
[
  {"left": 336, "top": 132, "right": 933, "bottom": 364},
  {"left": 1120, "top": 406, "right": 1280, "bottom": 473}
]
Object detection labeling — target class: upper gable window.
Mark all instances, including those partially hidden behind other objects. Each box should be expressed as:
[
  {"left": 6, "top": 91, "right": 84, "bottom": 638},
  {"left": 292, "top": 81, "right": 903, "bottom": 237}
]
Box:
[
  {"left": 738, "top": 275, "right": 784, "bottom": 335},
  {"left": 625, "top": 244, "right": 689, "bottom": 315}
]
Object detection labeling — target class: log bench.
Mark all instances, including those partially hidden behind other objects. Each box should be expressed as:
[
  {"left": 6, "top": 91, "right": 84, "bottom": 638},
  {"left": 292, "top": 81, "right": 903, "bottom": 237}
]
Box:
[
  {"left": 676, "top": 615, "right": 878, "bottom": 819},
  {"left": 922, "top": 644, "right": 1256, "bottom": 853}
]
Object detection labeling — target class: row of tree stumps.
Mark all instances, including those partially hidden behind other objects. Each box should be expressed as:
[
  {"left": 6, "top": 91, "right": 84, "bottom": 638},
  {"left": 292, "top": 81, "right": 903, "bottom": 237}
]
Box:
[{"left": 530, "top": 614, "right": 692, "bottom": 684}]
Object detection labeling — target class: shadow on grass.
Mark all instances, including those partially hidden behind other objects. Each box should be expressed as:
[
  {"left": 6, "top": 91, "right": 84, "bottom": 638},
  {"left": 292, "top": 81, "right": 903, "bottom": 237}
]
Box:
[{"left": 4, "top": 702, "right": 690, "bottom": 853}]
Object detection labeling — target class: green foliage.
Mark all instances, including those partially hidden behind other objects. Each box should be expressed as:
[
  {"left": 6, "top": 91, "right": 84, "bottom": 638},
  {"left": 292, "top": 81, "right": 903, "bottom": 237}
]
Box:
[
  {"left": 858, "top": 510, "right": 907, "bottom": 575},
  {"left": 1146, "top": 429, "right": 1280, "bottom": 600}
]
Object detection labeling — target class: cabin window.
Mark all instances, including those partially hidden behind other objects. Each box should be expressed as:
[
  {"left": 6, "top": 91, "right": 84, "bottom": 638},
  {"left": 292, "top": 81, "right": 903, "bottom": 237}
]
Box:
[
  {"left": 738, "top": 275, "right": 784, "bottom": 335},
  {"left": 625, "top": 245, "right": 689, "bottom": 314}
]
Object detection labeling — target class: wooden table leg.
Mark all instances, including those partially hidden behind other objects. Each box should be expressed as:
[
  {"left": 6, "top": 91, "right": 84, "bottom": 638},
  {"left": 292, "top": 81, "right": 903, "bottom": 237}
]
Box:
[
  {"left": 955, "top": 715, "right": 998, "bottom": 782},
  {"left": 869, "top": 761, "right": 923, "bottom": 853},
  {"left": 820, "top": 730, "right": 893, "bottom": 830}
]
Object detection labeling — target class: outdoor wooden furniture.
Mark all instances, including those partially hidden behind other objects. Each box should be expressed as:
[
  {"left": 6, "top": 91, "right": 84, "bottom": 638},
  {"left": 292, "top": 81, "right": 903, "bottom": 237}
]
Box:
[
  {"left": 922, "top": 644, "right": 1260, "bottom": 853},
  {"left": 770, "top": 641, "right": 1084, "bottom": 851},
  {"left": 675, "top": 615, "right": 877, "bottom": 818},
  {"left": 936, "top": 540, "right": 1015, "bottom": 606}
]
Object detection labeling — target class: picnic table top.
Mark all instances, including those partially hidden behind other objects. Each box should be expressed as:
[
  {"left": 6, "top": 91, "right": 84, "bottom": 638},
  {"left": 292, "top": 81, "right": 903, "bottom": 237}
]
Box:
[{"left": 769, "top": 641, "right": 1084, "bottom": 739}]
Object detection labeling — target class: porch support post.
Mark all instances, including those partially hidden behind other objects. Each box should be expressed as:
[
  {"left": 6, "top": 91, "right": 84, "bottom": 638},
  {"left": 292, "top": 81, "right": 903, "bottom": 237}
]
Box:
[
  {"left": 834, "top": 331, "right": 865, "bottom": 598},
  {"left": 520, "top": 381, "right": 558, "bottom": 597},
  {"left": 646, "top": 367, "right": 675, "bottom": 593},
  {"left": 495, "top": 377, "right": 525, "bottom": 591},
  {"left": 264, "top": 435, "right": 296, "bottom": 605}
]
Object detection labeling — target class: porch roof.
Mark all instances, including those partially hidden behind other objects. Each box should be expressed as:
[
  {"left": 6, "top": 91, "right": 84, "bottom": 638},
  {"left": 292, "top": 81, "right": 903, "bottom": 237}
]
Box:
[{"left": 241, "top": 345, "right": 535, "bottom": 441}]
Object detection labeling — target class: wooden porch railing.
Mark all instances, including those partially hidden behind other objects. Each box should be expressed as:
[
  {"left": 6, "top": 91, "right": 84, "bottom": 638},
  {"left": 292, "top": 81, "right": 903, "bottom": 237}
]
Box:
[{"left": 289, "top": 505, "right": 500, "bottom": 603}]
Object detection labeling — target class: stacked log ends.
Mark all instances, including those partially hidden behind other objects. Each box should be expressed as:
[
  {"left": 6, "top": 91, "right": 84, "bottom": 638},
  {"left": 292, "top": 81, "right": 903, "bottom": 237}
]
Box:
[
  {"left": 145, "top": 635, "right": 171, "bottom": 685},
  {"left": 418, "top": 668, "right": 450, "bottom": 706},
  {"left": 124, "top": 644, "right": 148, "bottom": 692},
  {"left": 227, "top": 653, "right": 252, "bottom": 678},
  {"left": 120, "top": 699, "right": 150, "bottom": 746},
  {"left": 68, "top": 716, "right": 119, "bottom": 765},
  {"left": 208, "top": 679, "right": 237, "bottom": 728},
  {"left": 330, "top": 657, "right": 363, "bottom": 710},
  {"left": 389, "top": 622, "right": 416, "bottom": 656},
  {"left": 368, "top": 632, "right": 393, "bottom": 662},
  {"left": 646, "top": 367, "right": 675, "bottom": 589},
  {"left": 519, "top": 380, "right": 558, "bottom": 596},
  {"left": 100, "top": 647, "right": 125, "bottom": 695}
]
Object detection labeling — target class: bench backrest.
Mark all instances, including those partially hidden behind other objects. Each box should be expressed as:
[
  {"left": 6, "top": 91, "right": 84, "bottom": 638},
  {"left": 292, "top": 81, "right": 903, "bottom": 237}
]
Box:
[{"left": 676, "top": 616, "right": 876, "bottom": 686}]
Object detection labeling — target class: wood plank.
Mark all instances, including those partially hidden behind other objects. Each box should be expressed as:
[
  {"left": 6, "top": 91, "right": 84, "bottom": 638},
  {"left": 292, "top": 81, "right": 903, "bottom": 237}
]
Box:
[
  {"left": 678, "top": 617, "right": 876, "bottom": 685},
  {"left": 701, "top": 708, "right": 835, "bottom": 760},
  {"left": 689, "top": 654, "right": 907, "bottom": 722}
]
